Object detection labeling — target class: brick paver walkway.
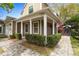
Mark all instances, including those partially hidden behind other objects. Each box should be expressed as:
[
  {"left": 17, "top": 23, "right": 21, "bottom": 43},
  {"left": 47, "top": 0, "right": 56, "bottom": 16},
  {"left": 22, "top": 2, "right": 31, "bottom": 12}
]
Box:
[
  {"left": 0, "top": 36, "right": 74, "bottom": 56},
  {"left": 0, "top": 39, "right": 40, "bottom": 56},
  {"left": 50, "top": 36, "right": 73, "bottom": 56}
]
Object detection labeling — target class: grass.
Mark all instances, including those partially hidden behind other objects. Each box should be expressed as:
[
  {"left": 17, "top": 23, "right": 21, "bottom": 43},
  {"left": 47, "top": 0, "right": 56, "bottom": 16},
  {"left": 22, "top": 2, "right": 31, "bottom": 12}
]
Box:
[
  {"left": 0, "top": 48, "right": 4, "bottom": 54},
  {"left": 21, "top": 41, "right": 55, "bottom": 56},
  {"left": 70, "top": 36, "right": 79, "bottom": 55}
]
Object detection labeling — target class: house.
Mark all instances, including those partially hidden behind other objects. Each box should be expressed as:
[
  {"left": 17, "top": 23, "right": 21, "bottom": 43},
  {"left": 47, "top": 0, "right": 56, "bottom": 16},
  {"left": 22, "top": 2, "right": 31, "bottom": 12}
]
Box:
[
  {"left": 0, "top": 16, "right": 16, "bottom": 36},
  {"left": 0, "top": 3, "right": 62, "bottom": 37}
]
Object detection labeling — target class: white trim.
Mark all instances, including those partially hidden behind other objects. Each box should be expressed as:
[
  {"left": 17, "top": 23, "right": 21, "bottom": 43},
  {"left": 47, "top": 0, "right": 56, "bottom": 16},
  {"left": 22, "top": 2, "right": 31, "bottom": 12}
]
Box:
[
  {"left": 21, "top": 21, "right": 23, "bottom": 36},
  {"left": 30, "top": 19, "right": 32, "bottom": 34},
  {"left": 56, "top": 23, "right": 58, "bottom": 33},
  {"left": 40, "top": 20, "right": 42, "bottom": 35},
  {"left": 11, "top": 21, "right": 13, "bottom": 35},
  {"left": 17, "top": 15, "right": 43, "bottom": 22},
  {"left": 40, "top": 3, "right": 42, "bottom": 10},
  {"left": 43, "top": 14, "right": 47, "bottom": 45},
  {"left": 52, "top": 20, "right": 55, "bottom": 35},
  {"left": 47, "top": 15, "right": 53, "bottom": 20},
  {"left": 16, "top": 22, "right": 17, "bottom": 33},
  {"left": 44, "top": 14, "right": 47, "bottom": 36},
  {"left": 33, "top": 21, "right": 39, "bottom": 34}
]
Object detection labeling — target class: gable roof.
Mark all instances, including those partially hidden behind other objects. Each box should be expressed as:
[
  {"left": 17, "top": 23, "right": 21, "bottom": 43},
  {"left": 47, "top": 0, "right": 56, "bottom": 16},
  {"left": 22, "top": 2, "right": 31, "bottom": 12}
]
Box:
[
  {"left": 17, "top": 7, "right": 61, "bottom": 23},
  {"left": 0, "top": 20, "right": 4, "bottom": 24},
  {"left": 4, "top": 16, "right": 16, "bottom": 23},
  {"left": 21, "top": 3, "right": 49, "bottom": 15}
]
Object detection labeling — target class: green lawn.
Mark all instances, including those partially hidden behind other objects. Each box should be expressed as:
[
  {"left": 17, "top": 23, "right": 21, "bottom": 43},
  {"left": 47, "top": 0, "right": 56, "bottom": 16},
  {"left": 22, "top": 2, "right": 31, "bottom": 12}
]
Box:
[
  {"left": 70, "top": 36, "right": 79, "bottom": 56},
  {"left": 22, "top": 41, "right": 55, "bottom": 56}
]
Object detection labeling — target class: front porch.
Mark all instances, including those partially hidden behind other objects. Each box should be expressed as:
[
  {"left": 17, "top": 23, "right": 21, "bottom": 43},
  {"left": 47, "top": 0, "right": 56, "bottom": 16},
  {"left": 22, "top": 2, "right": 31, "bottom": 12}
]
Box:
[{"left": 16, "top": 14, "right": 58, "bottom": 37}]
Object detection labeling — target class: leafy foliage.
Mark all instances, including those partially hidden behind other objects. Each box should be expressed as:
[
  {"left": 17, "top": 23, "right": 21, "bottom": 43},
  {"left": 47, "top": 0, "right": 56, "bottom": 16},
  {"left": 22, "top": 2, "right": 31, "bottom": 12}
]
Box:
[
  {"left": 65, "top": 15, "right": 79, "bottom": 39},
  {"left": 15, "top": 33, "right": 22, "bottom": 40},
  {"left": 9, "top": 33, "right": 16, "bottom": 39},
  {"left": 59, "top": 4, "right": 79, "bottom": 22},
  {"left": 47, "top": 33, "right": 61, "bottom": 47},
  {"left": 25, "top": 34, "right": 45, "bottom": 46},
  {"left": 25, "top": 33, "right": 61, "bottom": 47},
  {"left": 0, "top": 3, "right": 14, "bottom": 12}
]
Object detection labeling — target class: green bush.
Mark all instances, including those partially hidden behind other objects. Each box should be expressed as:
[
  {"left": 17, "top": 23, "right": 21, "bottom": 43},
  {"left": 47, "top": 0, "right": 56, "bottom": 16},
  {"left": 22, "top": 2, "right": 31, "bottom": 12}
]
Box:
[
  {"left": 25, "top": 34, "right": 45, "bottom": 46},
  {"left": 9, "top": 33, "right": 16, "bottom": 39},
  {"left": 47, "top": 33, "right": 61, "bottom": 47},
  {"left": 9, "top": 35, "right": 15, "bottom": 39},
  {"left": 56, "top": 33, "right": 61, "bottom": 40},
  {"left": 0, "top": 34, "right": 7, "bottom": 38},
  {"left": 64, "top": 15, "right": 79, "bottom": 39},
  {"left": 15, "top": 33, "right": 22, "bottom": 40},
  {"left": 25, "top": 33, "right": 61, "bottom": 47},
  {"left": 47, "top": 35, "right": 55, "bottom": 47}
]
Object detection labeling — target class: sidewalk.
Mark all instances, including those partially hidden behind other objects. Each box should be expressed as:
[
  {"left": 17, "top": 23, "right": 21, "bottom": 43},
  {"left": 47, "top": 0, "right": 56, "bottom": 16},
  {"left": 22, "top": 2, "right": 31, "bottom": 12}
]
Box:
[{"left": 50, "top": 36, "right": 73, "bottom": 56}]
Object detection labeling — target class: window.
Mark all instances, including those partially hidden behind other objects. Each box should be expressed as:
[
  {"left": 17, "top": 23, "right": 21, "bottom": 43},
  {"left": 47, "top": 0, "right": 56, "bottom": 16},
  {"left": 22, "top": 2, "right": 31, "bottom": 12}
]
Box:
[
  {"left": 25, "top": 24, "right": 29, "bottom": 33},
  {"left": 0, "top": 27, "right": 2, "bottom": 33},
  {"left": 29, "top": 6, "right": 33, "bottom": 13},
  {"left": 33, "top": 22, "right": 39, "bottom": 34}
]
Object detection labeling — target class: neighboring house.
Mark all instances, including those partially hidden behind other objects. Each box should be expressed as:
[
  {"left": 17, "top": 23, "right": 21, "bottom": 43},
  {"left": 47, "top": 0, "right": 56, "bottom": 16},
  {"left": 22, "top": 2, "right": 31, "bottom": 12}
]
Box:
[
  {"left": 0, "top": 20, "right": 4, "bottom": 34},
  {"left": 0, "top": 16, "right": 16, "bottom": 36},
  {"left": 4, "top": 16, "right": 16, "bottom": 36},
  {"left": 0, "top": 3, "right": 62, "bottom": 37}
]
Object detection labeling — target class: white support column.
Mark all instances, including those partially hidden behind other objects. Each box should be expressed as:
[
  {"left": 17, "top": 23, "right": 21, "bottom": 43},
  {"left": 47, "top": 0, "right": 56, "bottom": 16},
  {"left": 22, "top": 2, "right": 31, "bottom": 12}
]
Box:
[
  {"left": 30, "top": 19, "right": 32, "bottom": 34},
  {"left": 44, "top": 14, "right": 47, "bottom": 45},
  {"left": 21, "top": 21, "right": 23, "bottom": 36},
  {"left": 11, "top": 21, "right": 13, "bottom": 35},
  {"left": 44, "top": 14, "right": 47, "bottom": 36},
  {"left": 24, "top": 23, "right": 25, "bottom": 34},
  {"left": 16, "top": 22, "right": 17, "bottom": 33},
  {"left": 40, "top": 3, "right": 42, "bottom": 10},
  {"left": 40, "top": 20, "right": 42, "bottom": 35},
  {"left": 56, "top": 24, "right": 58, "bottom": 34},
  {"left": 52, "top": 20, "right": 55, "bottom": 35}
]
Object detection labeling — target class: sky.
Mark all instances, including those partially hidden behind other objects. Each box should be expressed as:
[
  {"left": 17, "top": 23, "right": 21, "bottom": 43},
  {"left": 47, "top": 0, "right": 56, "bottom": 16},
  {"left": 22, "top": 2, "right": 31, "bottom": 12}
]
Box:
[{"left": 0, "top": 3, "right": 24, "bottom": 20}]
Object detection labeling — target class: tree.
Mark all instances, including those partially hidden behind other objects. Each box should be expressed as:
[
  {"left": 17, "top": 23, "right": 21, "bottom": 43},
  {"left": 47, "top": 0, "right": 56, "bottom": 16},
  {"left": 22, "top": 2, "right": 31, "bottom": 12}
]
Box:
[
  {"left": 59, "top": 4, "right": 79, "bottom": 22},
  {"left": 0, "top": 3, "right": 14, "bottom": 12},
  {"left": 65, "top": 15, "right": 79, "bottom": 39}
]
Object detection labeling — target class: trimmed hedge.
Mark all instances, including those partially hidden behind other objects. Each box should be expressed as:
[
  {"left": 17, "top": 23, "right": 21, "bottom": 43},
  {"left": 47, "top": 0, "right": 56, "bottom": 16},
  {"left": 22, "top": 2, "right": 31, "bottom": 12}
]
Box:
[
  {"left": 15, "top": 33, "right": 22, "bottom": 40},
  {"left": 9, "top": 35, "right": 15, "bottom": 39},
  {"left": 0, "top": 34, "right": 7, "bottom": 38},
  {"left": 47, "top": 33, "right": 61, "bottom": 47},
  {"left": 25, "top": 34, "right": 45, "bottom": 46},
  {"left": 25, "top": 33, "right": 61, "bottom": 47},
  {"left": 9, "top": 33, "right": 16, "bottom": 39}
]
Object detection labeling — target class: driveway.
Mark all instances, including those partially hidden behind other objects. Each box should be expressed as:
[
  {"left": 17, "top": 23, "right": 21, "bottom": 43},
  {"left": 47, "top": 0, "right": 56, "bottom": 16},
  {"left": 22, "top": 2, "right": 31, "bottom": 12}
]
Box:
[{"left": 0, "top": 38, "right": 40, "bottom": 56}]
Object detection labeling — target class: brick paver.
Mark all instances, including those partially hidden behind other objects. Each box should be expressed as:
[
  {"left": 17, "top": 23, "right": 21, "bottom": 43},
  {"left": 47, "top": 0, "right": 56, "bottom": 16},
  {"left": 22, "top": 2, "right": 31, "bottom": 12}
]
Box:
[{"left": 0, "top": 36, "right": 73, "bottom": 56}]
